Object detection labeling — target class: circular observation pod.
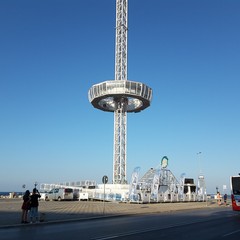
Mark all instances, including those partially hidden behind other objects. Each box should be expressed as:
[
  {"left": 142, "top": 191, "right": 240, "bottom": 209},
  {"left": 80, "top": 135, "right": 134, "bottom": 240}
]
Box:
[{"left": 88, "top": 80, "right": 152, "bottom": 113}]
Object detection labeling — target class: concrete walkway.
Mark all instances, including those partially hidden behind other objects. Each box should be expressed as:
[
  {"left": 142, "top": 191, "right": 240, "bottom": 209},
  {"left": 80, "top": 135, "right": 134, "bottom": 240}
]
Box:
[{"left": 0, "top": 198, "right": 228, "bottom": 228}]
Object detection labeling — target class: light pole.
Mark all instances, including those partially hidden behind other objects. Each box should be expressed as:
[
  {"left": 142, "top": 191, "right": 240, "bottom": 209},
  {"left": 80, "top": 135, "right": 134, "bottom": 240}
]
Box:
[
  {"left": 197, "top": 152, "right": 202, "bottom": 174},
  {"left": 102, "top": 175, "right": 108, "bottom": 215},
  {"left": 22, "top": 184, "right": 26, "bottom": 196}
]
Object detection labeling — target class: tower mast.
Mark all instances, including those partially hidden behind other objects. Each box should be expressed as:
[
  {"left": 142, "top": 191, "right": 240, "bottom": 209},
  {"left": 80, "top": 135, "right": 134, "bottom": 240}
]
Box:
[{"left": 113, "top": 0, "right": 128, "bottom": 184}]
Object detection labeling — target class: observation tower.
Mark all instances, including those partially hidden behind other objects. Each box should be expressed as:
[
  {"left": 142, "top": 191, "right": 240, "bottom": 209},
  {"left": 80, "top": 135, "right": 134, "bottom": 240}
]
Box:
[{"left": 88, "top": 0, "right": 152, "bottom": 184}]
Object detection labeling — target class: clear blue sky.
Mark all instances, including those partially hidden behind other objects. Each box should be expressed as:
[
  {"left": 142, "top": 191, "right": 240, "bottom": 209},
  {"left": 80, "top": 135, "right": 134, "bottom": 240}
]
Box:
[{"left": 0, "top": 0, "right": 239, "bottom": 193}]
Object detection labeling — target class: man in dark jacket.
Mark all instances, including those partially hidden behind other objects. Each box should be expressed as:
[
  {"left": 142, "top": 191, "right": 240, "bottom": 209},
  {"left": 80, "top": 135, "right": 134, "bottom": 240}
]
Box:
[{"left": 30, "top": 188, "right": 41, "bottom": 223}]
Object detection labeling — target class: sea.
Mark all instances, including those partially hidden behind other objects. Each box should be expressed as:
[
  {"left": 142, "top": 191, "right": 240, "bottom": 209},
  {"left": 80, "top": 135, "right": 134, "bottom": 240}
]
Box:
[{"left": 0, "top": 192, "right": 23, "bottom": 197}]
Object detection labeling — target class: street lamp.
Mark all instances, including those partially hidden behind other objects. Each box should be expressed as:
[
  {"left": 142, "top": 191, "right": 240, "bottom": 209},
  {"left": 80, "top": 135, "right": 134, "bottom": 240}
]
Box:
[
  {"left": 22, "top": 184, "right": 26, "bottom": 196},
  {"left": 197, "top": 152, "right": 202, "bottom": 174}
]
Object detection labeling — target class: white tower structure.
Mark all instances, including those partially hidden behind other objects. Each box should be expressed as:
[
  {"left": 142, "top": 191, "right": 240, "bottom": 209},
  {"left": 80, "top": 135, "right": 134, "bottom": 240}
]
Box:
[{"left": 88, "top": 0, "right": 152, "bottom": 184}]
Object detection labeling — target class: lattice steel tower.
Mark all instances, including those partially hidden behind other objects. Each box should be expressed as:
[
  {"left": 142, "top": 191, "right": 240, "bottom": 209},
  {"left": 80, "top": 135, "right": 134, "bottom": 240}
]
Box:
[{"left": 88, "top": 0, "right": 152, "bottom": 184}]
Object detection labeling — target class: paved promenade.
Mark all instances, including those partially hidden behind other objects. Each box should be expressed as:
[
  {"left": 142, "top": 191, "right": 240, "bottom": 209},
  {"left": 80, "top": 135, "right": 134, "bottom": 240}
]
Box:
[{"left": 0, "top": 198, "right": 228, "bottom": 228}]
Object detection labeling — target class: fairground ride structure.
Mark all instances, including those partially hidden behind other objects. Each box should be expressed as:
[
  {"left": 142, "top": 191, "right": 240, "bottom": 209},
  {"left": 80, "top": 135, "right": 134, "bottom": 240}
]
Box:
[{"left": 88, "top": 0, "right": 152, "bottom": 184}]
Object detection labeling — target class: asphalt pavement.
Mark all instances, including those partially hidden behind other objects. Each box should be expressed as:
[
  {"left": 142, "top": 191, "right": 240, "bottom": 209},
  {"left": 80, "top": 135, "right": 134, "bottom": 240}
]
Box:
[{"left": 0, "top": 198, "right": 229, "bottom": 228}]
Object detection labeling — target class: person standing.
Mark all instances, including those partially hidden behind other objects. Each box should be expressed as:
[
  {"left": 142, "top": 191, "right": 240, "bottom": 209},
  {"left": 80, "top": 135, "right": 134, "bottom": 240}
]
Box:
[
  {"left": 29, "top": 188, "right": 41, "bottom": 223},
  {"left": 223, "top": 193, "right": 228, "bottom": 206},
  {"left": 21, "top": 190, "right": 31, "bottom": 223},
  {"left": 217, "top": 192, "right": 221, "bottom": 206}
]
